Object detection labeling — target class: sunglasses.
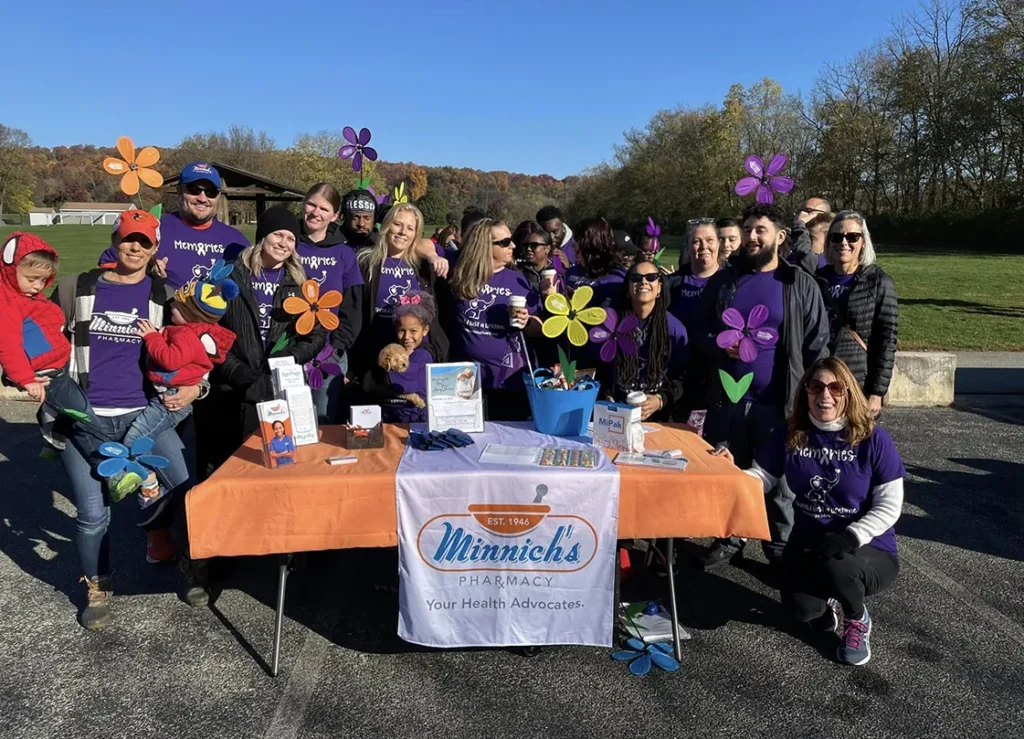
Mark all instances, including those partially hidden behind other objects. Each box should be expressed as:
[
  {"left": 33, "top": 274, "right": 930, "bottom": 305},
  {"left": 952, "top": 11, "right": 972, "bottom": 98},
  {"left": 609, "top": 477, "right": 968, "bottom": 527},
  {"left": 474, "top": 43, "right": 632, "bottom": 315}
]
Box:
[
  {"left": 688, "top": 217, "right": 715, "bottom": 226},
  {"left": 806, "top": 380, "right": 846, "bottom": 397},
  {"left": 829, "top": 232, "right": 863, "bottom": 245},
  {"left": 525, "top": 241, "right": 548, "bottom": 250},
  {"left": 184, "top": 183, "right": 220, "bottom": 198},
  {"left": 492, "top": 237, "right": 514, "bottom": 247},
  {"left": 628, "top": 273, "right": 660, "bottom": 284}
]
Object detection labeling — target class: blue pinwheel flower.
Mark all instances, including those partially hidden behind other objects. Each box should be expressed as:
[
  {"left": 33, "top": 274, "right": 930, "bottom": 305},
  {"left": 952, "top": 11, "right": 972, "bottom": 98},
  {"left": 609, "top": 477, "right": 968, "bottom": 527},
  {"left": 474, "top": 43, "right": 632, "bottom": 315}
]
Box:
[
  {"left": 96, "top": 437, "right": 170, "bottom": 480},
  {"left": 611, "top": 638, "right": 680, "bottom": 677}
]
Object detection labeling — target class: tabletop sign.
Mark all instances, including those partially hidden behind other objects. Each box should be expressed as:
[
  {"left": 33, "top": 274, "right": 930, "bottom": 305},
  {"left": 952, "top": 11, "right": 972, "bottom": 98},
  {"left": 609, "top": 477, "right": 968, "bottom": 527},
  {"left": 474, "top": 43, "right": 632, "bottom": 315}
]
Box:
[{"left": 426, "top": 362, "right": 484, "bottom": 434}]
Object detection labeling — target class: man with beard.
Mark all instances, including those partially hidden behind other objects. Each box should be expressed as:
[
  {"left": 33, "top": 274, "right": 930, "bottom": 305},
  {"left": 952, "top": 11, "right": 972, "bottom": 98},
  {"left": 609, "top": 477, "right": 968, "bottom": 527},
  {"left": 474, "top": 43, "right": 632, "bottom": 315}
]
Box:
[
  {"left": 696, "top": 202, "right": 829, "bottom": 569},
  {"left": 98, "top": 162, "right": 248, "bottom": 289},
  {"left": 341, "top": 189, "right": 449, "bottom": 276}
]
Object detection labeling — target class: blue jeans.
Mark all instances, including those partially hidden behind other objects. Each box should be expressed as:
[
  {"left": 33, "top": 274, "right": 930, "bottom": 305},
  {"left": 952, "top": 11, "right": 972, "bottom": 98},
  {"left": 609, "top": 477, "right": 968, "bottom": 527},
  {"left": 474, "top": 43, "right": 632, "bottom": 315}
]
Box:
[
  {"left": 121, "top": 395, "right": 192, "bottom": 449},
  {"left": 311, "top": 349, "right": 349, "bottom": 424},
  {"left": 59, "top": 410, "right": 193, "bottom": 579}
]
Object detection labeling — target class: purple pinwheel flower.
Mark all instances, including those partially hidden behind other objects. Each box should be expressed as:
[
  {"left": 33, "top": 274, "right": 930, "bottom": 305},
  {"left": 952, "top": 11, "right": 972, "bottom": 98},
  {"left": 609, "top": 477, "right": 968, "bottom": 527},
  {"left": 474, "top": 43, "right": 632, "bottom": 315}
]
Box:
[
  {"left": 338, "top": 126, "right": 378, "bottom": 173},
  {"left": 645, "top": 217, "right": 661, "bottom": 253},
  {"left": 716, "top": 305, "right": 779, "bottom": 363},
  {"left": 368, "top": 186, "right": 390, "bottom": 207},
  {"left": 305, "top": 344, "right": 342, "bottom": 390},
  {"left": 735, "top": 154, "right": 794, "bottom": 204},
  {"left": 588, "top": 308, "right": 639, "bottom": 363}
]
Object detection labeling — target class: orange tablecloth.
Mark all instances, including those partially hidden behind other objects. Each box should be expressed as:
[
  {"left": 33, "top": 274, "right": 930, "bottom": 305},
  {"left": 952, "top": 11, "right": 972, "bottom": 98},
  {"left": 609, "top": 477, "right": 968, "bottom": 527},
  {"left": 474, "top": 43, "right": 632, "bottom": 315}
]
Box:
[{"left": 186, "top": 423, "right": 769, "bottom": 560}]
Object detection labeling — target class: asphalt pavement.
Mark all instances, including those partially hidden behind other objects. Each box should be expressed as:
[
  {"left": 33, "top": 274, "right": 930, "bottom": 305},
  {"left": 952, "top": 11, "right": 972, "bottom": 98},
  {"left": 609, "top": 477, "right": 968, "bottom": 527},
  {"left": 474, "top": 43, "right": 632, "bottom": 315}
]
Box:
[{"left": 0, "top": 397, "right": 1021, "bottom": 739}]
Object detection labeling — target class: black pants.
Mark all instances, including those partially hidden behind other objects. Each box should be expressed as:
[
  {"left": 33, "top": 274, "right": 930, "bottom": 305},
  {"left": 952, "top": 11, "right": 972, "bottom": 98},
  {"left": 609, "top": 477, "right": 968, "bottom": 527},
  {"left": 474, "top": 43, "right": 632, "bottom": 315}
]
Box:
[
  {"left": 781, "top": 542, "right": 899, "bottom": 621},
  {"left": 704, "top": 401, "right": 791, "bottom": 559}
]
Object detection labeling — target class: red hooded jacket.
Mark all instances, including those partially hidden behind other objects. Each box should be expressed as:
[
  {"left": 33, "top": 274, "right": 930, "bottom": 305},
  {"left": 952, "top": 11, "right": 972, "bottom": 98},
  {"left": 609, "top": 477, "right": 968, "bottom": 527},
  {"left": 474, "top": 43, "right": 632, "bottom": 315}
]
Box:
[
  {"left": 0, "top": 233, "right": 72, "bottom": 387},
  {"left": 144, "top": 321, "right": 236, "bottom": 388}
]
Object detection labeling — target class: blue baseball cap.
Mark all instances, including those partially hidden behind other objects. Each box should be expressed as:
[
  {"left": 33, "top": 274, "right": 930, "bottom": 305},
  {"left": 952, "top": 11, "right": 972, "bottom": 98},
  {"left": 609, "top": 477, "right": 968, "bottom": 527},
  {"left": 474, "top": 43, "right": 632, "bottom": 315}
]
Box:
[{"left": 179, "top": 162, "right": 221, "bottom": 186}]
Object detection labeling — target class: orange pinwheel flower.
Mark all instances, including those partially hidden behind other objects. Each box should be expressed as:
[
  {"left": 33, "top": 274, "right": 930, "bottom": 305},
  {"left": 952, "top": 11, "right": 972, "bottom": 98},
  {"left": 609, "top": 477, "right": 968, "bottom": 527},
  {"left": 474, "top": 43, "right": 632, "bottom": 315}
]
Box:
[
  {"left": 102, "top": 136, "right": 164, "bottom": 196},
  {"left": 283, "top": 280, "right": 343, "bottom": 335}
]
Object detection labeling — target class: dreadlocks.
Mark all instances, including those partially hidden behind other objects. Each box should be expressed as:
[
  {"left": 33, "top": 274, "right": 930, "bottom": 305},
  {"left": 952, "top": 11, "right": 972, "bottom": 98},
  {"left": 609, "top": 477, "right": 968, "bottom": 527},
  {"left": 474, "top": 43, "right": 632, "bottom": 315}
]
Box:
[{"left": 614, "top": 263, "right": 671, "bottom": 394}]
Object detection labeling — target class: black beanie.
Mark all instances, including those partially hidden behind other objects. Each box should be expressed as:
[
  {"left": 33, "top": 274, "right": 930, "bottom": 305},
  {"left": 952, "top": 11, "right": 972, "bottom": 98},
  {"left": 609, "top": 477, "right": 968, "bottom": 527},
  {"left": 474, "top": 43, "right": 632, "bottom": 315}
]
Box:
[{"left": 255, "top": 206, "right": 300, "bottom": 245}]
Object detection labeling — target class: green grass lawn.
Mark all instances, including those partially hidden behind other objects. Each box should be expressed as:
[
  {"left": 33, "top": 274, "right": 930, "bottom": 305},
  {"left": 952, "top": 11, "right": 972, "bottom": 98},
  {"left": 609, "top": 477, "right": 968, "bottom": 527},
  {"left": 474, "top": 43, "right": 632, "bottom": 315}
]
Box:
[{"left": 3, "top": 225, "right": 1022, "bottom": 351}]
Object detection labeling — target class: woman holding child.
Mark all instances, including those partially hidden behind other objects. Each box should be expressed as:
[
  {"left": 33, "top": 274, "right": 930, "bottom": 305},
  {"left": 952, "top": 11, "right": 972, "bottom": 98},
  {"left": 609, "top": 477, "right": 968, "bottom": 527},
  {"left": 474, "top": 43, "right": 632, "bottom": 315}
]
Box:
[{"left": 43, "top": 210, "right": 200, "bottom": 629}]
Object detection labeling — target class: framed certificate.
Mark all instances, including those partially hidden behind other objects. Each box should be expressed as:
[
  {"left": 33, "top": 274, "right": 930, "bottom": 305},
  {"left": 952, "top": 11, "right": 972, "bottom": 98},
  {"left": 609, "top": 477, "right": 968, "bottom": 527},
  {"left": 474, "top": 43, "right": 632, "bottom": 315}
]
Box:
[{"left": 426, "top": 362, "right": 484, "bottom": 433}]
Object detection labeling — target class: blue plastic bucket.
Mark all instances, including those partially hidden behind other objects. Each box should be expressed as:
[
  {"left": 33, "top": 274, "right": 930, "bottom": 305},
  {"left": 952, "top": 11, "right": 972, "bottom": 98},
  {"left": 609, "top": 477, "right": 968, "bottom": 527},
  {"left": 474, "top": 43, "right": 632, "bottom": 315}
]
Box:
[{"left": 525, "top": 379, "right": 601, "bottom": 436}]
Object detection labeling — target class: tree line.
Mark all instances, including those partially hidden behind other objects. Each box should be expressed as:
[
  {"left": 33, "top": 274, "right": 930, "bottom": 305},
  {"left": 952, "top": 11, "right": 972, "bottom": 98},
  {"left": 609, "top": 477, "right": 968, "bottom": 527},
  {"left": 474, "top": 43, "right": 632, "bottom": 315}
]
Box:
[
  {"left": 565, "top": 0, "right": 1024, "bottom": 250},
  {"left": 0, "top": 125, "right": 567, "bottom": 228}
]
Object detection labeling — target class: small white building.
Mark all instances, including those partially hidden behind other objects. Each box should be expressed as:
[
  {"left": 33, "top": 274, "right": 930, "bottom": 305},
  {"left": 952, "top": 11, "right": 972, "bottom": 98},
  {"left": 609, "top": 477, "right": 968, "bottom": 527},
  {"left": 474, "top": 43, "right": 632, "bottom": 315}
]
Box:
[
  {"left": 57, "top": 202, "right": 129, "bottom": 225},
  {"left": 28, "top": 207, "right": 57, "bottom": 226}
]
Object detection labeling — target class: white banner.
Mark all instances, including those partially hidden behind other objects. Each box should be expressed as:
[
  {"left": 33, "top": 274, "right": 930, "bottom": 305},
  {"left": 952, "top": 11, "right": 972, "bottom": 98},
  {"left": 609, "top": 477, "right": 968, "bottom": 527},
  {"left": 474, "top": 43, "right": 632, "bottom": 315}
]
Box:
[{"left": 396, "top": 423, "right": 620, "bottom": 648}]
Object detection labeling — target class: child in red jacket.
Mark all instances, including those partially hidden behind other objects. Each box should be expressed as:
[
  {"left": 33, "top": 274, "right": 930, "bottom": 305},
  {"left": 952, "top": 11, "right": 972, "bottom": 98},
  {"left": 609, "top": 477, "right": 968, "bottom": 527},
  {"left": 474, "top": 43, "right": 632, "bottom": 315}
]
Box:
[
  {"left": 0, "top": 232, "right": 74, "bottom": 400},
  {"left": 113, "top": 259, "right": 238, "bottom": 510}
]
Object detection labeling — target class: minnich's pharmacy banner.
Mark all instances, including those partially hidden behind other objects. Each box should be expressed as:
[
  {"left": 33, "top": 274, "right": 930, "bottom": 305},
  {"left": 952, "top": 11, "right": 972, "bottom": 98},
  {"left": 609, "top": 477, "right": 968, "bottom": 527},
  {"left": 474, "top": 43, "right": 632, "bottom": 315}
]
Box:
[{"left": 396, "top": 423, "right": 620, "bottom": 648}]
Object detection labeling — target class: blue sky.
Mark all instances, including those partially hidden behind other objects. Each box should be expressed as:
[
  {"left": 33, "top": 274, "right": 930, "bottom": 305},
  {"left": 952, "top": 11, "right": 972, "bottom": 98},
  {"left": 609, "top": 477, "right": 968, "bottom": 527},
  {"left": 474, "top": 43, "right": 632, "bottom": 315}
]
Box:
[{"left": 5, "top": 0, "right": 922, "bottom": 178}]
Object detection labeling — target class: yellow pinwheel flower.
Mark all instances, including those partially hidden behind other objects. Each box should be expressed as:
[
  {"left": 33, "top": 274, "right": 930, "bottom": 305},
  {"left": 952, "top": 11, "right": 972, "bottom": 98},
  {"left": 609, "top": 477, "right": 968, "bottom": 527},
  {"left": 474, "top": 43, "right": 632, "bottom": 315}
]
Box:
[
  {"left": 542, "top": 285, "right": 607, "bottom": 347},
  {"left": 393, "top": 182, "right": 409, "bottom": 204}
]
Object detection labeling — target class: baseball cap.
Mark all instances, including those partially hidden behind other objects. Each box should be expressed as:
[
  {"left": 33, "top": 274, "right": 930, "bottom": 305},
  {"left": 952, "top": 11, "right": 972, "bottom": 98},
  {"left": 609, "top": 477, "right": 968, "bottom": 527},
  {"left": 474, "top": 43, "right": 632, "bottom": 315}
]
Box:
[
  {"left": 179, "top": 161, "right": 221, "bottom": 187},
  {"left": 614, "top": 229, "right": 638, "bottom": 256},
  {"left": 114, "top": 209, "right": 161, "bottom": 246}
]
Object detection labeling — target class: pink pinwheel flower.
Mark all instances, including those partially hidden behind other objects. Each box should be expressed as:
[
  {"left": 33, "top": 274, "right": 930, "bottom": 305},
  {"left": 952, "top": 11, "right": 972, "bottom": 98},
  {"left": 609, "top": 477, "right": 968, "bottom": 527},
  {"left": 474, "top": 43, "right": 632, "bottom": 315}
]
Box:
[
  {"left": 305, "top": 344, "right": 342, "bottom": 390},
  {"left": 735, "top": 154, "right": 794, "bottom": 204},
  {"left": 338, "top": 127, "right": 378, "bottom": 173},
  {"left": 716, "top": 305, "right": 779, "bottom": 363},
  {"left": 588, "top": 308, "right": 639, "bottom": 363}
]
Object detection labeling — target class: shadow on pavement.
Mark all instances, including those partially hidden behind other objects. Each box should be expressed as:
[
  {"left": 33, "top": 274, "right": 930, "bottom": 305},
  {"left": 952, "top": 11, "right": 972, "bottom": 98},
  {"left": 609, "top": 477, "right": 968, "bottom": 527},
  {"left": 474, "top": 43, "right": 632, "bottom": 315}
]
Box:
[{"left": 902, "top": 458, "right": 1024, "bottom": 561}]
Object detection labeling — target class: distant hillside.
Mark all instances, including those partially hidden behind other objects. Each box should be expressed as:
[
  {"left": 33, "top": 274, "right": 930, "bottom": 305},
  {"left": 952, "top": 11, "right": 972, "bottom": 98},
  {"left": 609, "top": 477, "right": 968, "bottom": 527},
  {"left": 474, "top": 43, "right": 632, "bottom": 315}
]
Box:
[{"left": 14, "top": 127, "right": 571, "bottom": 227}]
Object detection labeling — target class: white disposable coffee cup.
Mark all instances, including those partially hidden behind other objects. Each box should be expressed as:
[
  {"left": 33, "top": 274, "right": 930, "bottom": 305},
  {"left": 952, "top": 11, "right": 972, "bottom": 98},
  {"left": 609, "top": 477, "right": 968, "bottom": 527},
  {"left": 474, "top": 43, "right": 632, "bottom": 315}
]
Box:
[
  {"left": 540, "top": 269, "right": 557, "bottom": 280},
  {"left": 626, "top": 391, "right": 647, "bottom": 406},
  {"left": 509, "top": 296, "right": 527, "bottom": 308},
  {"left": 509, "top": 296, "right": 527, "bottom": 328}
]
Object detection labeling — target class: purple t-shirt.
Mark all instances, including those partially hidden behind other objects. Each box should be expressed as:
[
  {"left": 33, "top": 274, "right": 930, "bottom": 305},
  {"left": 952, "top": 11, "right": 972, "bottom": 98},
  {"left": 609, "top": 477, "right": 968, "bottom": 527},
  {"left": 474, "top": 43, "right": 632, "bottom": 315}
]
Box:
[
  {"left": 669, "top": 271, "right": 715, "bottom": 326},
  {"left": 373, "top": 257, "right": 423, "bottom": 351},
  {"left": 723, "top": 270, "right": 785, "bottom": 404},
  {"left": 450, "top": 268, "right": 539, "bottom": 390},
  {"left": 561, "top": 235, "right": 576, "bottom": 265},
  {"left": 610, "top": 312, "right": 688, "bottom": 398},
  {"left": 86, "top": 277, "right": 152, "bottom": 409},
  {"left": 382, "top": 346, "right": 431, "bottom": 423},
  {"left": 296, "top": 241, "right": 364, "bottom": 312},
  {"left": 563, "top": 265, "right": 592, "bottom": 293},
  {"left": 253, "top": 267, "right": 284, "bottom": 346},
  {"left": 757, "top": 426, "right": 905, "bottom": 555},
  {"left": 590, "top": 268, "right": 626, "bottom": 308},
  {"left": 99, "top": 214, "right": 248, "bottom": 290},
  {"left": 826, "top": 271, "right": 856, "bottom": 340}
]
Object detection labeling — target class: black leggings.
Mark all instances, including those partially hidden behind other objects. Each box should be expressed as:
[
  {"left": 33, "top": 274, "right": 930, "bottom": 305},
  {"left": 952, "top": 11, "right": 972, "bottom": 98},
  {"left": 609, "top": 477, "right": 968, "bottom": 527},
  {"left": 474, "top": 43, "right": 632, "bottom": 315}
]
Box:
[{"left": 782, "top": 542, "right": 899, "bottom": 621}]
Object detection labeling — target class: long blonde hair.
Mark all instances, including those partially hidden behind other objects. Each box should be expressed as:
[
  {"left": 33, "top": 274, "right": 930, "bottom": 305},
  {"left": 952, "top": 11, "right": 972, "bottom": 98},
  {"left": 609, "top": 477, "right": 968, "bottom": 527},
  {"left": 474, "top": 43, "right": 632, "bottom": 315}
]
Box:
[
  {"left": 357, "top": 203, "right": 424, "bottom": 279},
  {"left": 238, "top": 239, "right": 306, "bottom": 285},
  {"left": 788, "top": 357, "right": 874, "bottom": 450},
  {"left": 450, "top": 218, "right": 502, "bottom": 300}
]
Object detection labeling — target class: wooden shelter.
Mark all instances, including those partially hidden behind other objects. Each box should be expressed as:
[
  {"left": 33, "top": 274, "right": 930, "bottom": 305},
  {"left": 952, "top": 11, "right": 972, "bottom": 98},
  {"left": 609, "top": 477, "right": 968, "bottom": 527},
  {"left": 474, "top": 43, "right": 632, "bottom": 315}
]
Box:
[{"left": 161, "top": 161, "right": 304, "bottom": 219}]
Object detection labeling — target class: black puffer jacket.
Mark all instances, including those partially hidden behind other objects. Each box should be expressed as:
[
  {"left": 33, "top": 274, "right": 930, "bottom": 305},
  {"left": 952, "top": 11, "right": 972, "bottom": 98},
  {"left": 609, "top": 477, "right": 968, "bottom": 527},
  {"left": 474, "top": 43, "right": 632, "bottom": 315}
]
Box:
[{"left": 817, "top": 264, "right": 898, "bottom": 397}]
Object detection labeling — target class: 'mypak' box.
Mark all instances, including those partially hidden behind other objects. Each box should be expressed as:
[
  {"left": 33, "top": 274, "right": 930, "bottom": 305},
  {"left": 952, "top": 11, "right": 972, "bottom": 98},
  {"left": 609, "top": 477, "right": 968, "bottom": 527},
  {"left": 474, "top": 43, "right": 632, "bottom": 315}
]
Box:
[
  {"left": 256, "top": 399, "right": 297, "bottom": 469},
  {"left": 273, "top": 365, "right": 307, "bottom": 399},
  {"left": 283, "top": 387, "right": 319, "bottom": 446},
  {"left": 592, "top": 400, "right": 644, "bottom": 453}
]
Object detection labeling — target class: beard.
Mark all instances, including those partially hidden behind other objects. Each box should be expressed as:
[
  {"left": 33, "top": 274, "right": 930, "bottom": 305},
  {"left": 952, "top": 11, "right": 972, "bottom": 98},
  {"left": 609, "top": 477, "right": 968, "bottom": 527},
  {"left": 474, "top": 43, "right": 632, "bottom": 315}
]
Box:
[
  {"left": 739, "top": 242, "right": 777, "bottom": 271},
  {"left": 343, "top": 227, "right": 374, "bottom": 248}
]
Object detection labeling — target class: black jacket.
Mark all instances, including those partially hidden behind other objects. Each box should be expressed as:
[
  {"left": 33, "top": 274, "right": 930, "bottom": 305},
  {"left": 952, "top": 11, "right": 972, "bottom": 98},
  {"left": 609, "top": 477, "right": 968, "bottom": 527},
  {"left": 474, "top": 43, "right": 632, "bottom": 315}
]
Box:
[
  {"left": 698, "top": 257, "right": 830, "bottom": 412},
  {"left": 214, "top": 261, "right": 327, "bottom": 405},
  {"left": 350, "top": 257, "right": 449, "bottom": 380},
  {"left": 817, "top": 264, "right": 899, "bottom": 397},
  {"left": 298, "top": 223, "right": 363, "bottom": 357}
]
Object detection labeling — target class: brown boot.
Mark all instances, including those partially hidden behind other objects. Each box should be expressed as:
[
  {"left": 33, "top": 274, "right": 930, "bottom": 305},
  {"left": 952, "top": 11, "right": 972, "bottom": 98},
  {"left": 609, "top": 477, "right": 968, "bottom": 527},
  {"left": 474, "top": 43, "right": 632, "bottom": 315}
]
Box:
[{"left": 80, "top": 575, "right": 112, "bottom": 630}]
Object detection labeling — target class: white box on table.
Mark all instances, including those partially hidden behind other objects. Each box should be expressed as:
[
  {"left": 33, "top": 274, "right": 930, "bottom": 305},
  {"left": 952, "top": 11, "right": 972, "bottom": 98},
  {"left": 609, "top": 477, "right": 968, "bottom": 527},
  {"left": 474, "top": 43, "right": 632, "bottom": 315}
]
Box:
[
  {"left": 267, "top": 356, "right": 296, "bottom": 371},
  {"left": 350, "top": 404, "right": 382, "bottom": 429},
  {"left": 592, "top": 401, "right": 644, "bottom": 453}
]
